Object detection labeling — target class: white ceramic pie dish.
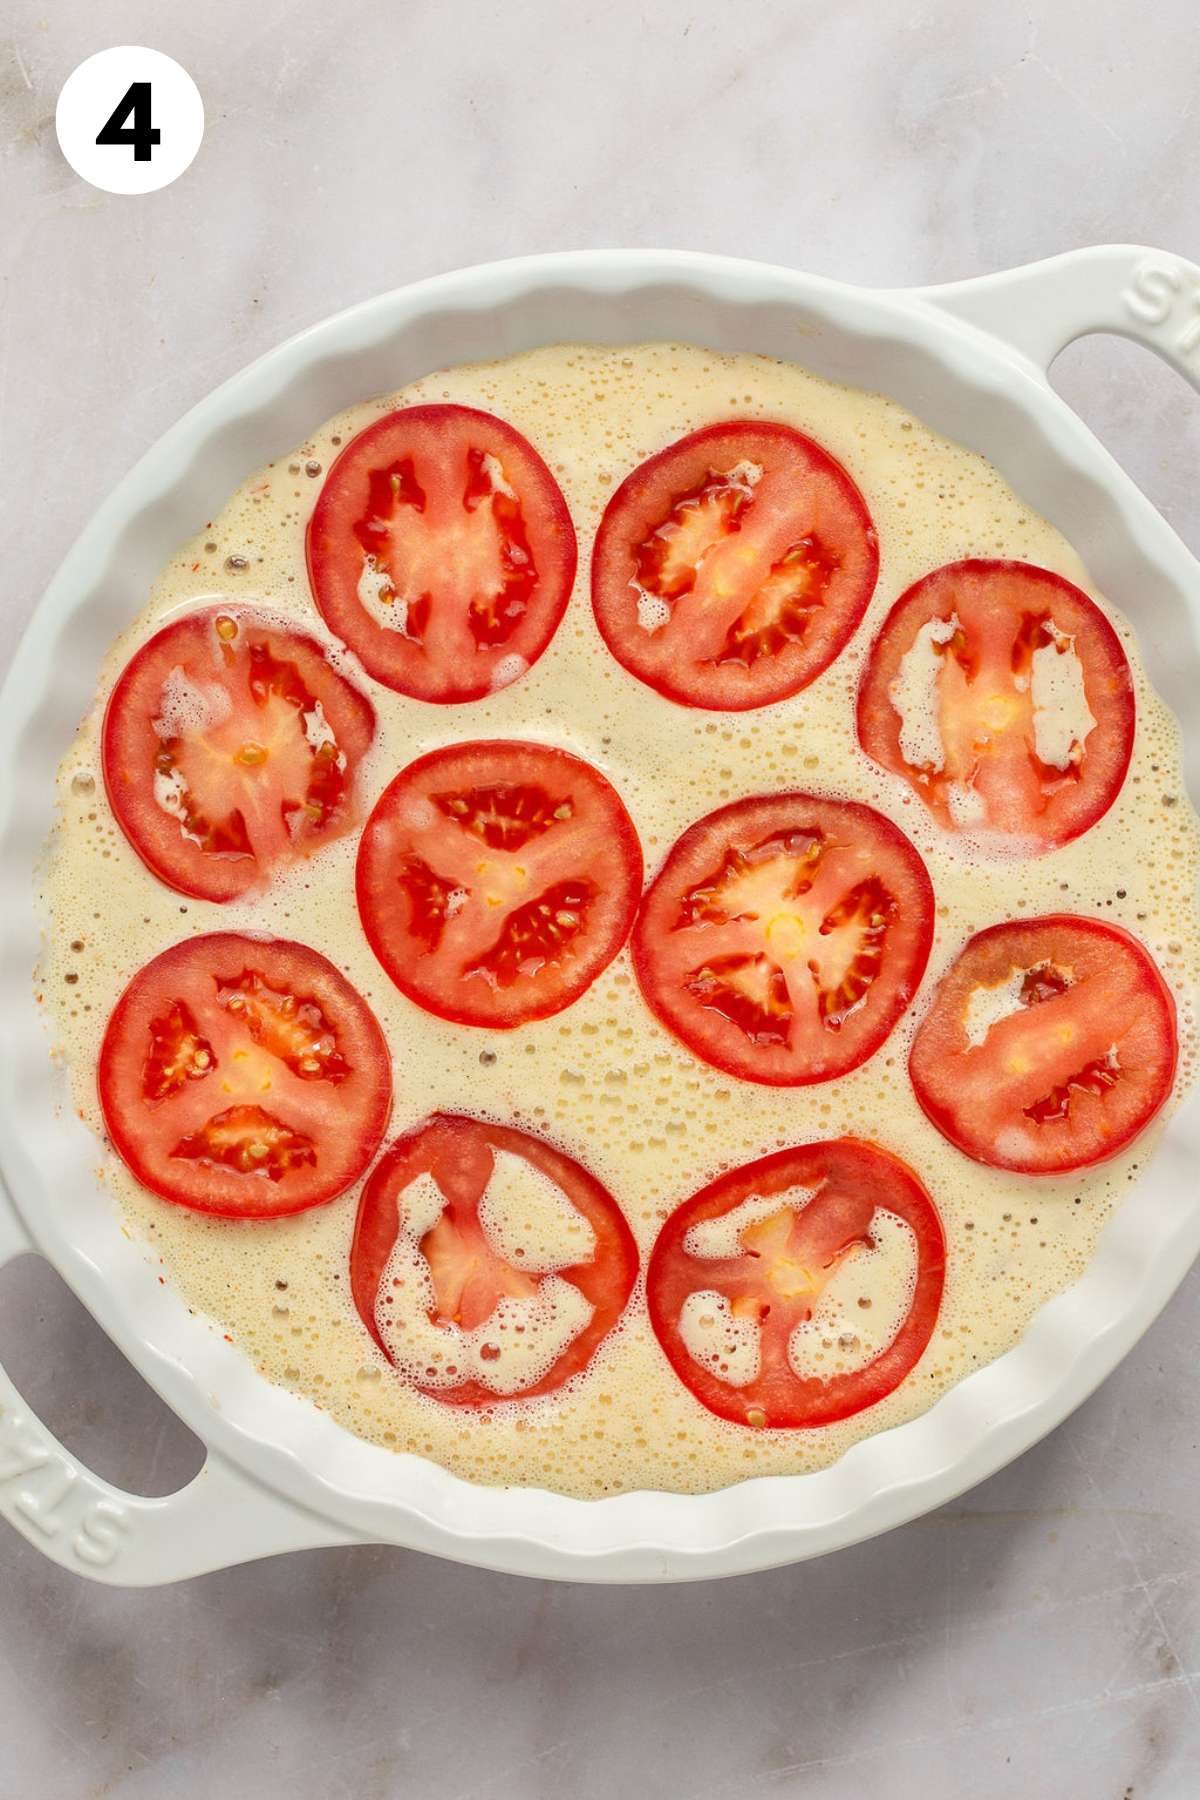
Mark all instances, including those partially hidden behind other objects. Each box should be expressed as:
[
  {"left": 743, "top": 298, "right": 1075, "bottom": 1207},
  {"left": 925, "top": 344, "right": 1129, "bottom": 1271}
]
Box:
[{"left": 1, "top": 244, "right": 1198, "bottom": 1586}]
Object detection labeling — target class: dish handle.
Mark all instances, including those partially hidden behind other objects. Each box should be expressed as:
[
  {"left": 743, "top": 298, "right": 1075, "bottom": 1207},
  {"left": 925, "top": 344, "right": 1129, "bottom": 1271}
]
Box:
[
  {"left": 915, "top": 242, "right": 1200, "bottom": 392},
  {"left": 0, "top": 1174, "right": 355, "bottom": 1585}
]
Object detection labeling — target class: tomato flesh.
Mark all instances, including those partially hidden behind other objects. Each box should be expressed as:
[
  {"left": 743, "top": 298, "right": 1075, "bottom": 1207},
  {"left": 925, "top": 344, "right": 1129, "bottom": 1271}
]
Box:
[
  {"left": 98, "top": 934, "right": 392, "bottom": 1216},
  {"left": 856, "top": 560, "right": 1134, "bottom": 850},
  {"left": 307, "top": 405, "right": 577, "bottom": 703},
  {"left": 633, "top": 794, "right": 934, "bottom": 1084},
  {"left": 102, "top": 607, "right": 376, "bottom": 902},
  {"left": 908, "top": 915, "right": 1178, "bottom": 1173},
  {"left": 591, "top": 421, "right": 878, "bottom": 710},
  {"left": 356, "top": 740, "right": 643, "bottom": 1028},
  {"left": 350, "top": 1113, "right": 638, "bottom": 1406},
  {"left": 646, "top": 1139, "right": 945, "bottom": 1428}
]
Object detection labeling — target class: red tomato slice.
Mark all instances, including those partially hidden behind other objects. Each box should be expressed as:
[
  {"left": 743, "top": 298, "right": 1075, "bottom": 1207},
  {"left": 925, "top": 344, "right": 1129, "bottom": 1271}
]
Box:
[
  {"left": 856, "top": 560, "right": 1134, "bottom": 850},
  {"left": 909, "top": 915, "right": 1177, "bottom": 1174},
  {"left": 98, "top": 934, "right": 392, "bottom": 1217},
  {"left": 306, "top": 404, "right": 576, "bottom": 703},
  {"left": 350, "top": 1112, "right": 638, "bottom": 1406},
  {"left": 633, "top": 793, "right": 934, "bottom": 1085},
  {"left": 355, "top": 740, "right": 643, "bottom": 1029},
  {"left": 102, "top": 606, "right": 376, "bottom": 902},
  {"left": 646, "top": 1139, "right": 945, "bottom": 1428},
  {"left": 591, "top": 421, "right": 879, "bottom": 710}
]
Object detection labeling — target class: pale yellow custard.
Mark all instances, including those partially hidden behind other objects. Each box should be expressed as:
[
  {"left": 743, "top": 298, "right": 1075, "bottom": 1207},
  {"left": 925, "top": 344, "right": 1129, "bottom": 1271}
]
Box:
[{"left": 37, "top": 342, "right": 1200, "bottom": 1499}]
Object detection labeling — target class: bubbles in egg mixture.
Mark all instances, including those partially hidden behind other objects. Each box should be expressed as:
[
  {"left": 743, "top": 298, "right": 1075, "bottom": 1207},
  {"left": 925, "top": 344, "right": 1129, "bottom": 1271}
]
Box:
[{"left": 37, "top": 343, "right": 1200, "bottom": 1499}]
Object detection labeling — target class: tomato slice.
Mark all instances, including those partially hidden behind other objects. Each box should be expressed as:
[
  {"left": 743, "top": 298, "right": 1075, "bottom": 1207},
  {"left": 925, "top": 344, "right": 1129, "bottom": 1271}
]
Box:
[
  {"left": 633, "top": 793, "right": 934, "bottom": 1085},
  {"left": 350, "top": 1112, "right": 638, "bottom": 1406},
  {"left": 306, "top": 404, "right": 576, "bottom": 703},
  {"left": 98, "top": 934, "right": 392, "bottom": 1216},
  {"left": 355, "top": 740, "right": 643, "bottom": 1028},
  {"left": 909, "top": 915, "right": 1177, "bottom": 1174},
  {"left": 102, "top": 606, "right": 376, "bottom": 902},
  {"left": 646, "top": 1139, "right": 945, "bottom": 1428},
  {"left": 591, "top": 421, "right": 878, "bottom": 710},
  {"left": 856, "top": 560, "right": 1134, "bottom": 850}
]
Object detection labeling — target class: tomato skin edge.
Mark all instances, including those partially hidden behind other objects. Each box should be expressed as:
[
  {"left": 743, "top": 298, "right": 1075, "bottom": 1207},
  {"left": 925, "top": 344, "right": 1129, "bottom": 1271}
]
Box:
[{"left": 102, "top": 690, "right": 242, "bottom": 901}]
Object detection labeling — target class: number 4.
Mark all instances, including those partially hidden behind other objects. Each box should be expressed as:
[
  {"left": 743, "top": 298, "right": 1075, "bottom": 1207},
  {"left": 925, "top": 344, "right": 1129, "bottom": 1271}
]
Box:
[{"left": 95, "top": 82, "right": 161, "bottom": 162}]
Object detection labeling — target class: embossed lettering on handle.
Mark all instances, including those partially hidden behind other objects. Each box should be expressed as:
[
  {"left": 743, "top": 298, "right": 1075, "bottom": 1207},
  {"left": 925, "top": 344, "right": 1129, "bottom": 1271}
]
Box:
[
  {"left": 0, "top": 1403, "right": 130, "bottom": 1569},
  {"left": 920, "top": 244, "right": 1200, "bottom": 392},
  {"left": 1121, "top": 257, "right": 1200, "bottom": 363}
]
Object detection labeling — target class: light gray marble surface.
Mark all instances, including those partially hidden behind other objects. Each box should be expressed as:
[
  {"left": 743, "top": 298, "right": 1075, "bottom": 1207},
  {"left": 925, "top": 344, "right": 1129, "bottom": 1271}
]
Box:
[{"left": 3, "top": 2, "right": 1200, "bottom": 1795}]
